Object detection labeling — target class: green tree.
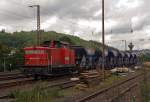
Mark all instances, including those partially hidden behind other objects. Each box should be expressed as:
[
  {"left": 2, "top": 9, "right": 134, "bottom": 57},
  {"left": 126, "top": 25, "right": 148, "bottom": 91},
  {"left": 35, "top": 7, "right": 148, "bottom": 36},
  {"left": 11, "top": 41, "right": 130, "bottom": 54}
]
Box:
[{"left": 0, "top": 44, "right": 11, "bottom": 71}]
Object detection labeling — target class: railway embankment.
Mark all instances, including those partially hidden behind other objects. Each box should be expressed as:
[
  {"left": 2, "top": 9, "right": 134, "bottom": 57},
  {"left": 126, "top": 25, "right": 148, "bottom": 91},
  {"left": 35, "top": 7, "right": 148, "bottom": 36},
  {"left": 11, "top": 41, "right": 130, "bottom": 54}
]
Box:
[{"left": 0, "top": 65, "right": 150, "bottom": 102}]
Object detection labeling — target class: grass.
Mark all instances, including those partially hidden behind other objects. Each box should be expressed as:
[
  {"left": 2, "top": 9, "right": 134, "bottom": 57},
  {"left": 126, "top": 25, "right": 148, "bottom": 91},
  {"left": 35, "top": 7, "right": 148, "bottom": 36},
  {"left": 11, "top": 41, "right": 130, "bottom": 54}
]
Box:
[
  {"left": 103, "top": 73, "right": 121, "bottom": 85},
  {"left": 10, "top": 71, "right": 143, "bottom": 102},
  {"left": 60, "top": 73, "right": 123, "bottom": 97},
  {"left": 140, "top": 79, "right": 150, "bottom": 102},
  {"left": 10, "top": 85, "right": 63, "bottom": 102}
]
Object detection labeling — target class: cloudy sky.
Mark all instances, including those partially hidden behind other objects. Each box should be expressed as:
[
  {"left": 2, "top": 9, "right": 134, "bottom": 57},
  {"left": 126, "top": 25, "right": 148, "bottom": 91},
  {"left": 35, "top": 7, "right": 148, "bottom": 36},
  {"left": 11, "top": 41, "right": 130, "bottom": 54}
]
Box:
[{"left": 0, "top": 0, "right": 150, "bottom": 50}]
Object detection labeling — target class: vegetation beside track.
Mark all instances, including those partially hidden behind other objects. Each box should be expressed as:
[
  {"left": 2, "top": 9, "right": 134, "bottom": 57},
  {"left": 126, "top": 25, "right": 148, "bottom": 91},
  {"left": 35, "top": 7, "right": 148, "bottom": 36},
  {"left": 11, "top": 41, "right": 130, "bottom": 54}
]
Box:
[
  {"left": 60, "top": 73, "right": 124, "bottom": 97},
  {"left": 140, "top": 81, "right": 150, "bottom": 102},
  {"left": 140, "top": 66, "right": 150, "bottom": 102},
  {"left": 6, "top": 68, "right": 147, "bottom": 102},
  {"left": 143, "top": 54, "right": 150, "bottom": 62},
  {"left": 9, "top": 73, "right": 123, "bottom": 102},
  {"left": 10, "top": 85, "right": 63, "bottom": 102}
]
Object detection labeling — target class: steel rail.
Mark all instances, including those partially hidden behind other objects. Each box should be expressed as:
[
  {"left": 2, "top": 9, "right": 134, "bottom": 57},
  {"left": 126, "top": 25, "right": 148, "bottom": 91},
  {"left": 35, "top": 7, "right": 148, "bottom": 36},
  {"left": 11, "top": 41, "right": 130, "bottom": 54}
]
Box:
[
  {"left": 0, "top": 74, "right": 26, "bottom": 81},
  {"left": 76, "top": 72, "right": 144, "bottom": 102},
  {"left": 0, "top": 78, "right": 34, "bottom": 89}
]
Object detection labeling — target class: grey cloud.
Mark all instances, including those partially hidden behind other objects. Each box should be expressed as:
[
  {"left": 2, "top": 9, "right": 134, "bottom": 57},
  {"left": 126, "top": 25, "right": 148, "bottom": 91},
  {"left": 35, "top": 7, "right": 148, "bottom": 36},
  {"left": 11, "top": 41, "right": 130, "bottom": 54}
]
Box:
[{"left": 0, "top": 0, "right": 149, "bottom": 49}]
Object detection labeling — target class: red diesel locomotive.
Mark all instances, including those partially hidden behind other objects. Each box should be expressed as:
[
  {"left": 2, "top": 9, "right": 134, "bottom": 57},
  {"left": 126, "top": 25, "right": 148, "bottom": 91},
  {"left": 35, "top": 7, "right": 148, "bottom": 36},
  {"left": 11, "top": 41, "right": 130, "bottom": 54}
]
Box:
[{"left": 23, "top": 41, "right": 76, "bottom": 78}]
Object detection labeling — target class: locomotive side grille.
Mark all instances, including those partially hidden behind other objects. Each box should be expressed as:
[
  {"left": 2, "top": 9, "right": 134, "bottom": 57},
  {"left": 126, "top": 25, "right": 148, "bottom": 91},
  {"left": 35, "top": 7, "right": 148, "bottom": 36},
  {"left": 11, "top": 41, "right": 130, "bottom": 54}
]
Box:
[{"left": 24, "top": 49, "right": 49, "bottom": 66}]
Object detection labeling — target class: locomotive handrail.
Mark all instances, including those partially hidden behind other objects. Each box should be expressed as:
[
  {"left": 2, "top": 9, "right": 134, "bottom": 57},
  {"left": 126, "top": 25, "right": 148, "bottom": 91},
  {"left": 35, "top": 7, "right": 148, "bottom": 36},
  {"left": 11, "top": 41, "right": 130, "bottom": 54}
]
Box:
[{"left": 25, "top": 58, "right": 48, "bottom": 60}]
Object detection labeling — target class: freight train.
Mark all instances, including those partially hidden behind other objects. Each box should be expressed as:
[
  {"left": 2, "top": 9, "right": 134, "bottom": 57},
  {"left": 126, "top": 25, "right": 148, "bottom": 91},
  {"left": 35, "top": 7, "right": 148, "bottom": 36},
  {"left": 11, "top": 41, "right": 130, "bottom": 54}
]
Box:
[{"left": 22, "top": 40, "right": 138, "bottom": 78}]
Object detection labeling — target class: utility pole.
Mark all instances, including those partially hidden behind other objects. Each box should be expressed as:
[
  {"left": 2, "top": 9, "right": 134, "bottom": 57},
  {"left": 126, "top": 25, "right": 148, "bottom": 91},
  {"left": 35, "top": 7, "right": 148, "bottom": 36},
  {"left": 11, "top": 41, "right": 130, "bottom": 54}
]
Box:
[
  {"left": 122, "top": 40, "right": 127, "bottom": 51},
  {"left": 102, "top": 0, "right": 105, "bottom": 80},
  {"left": 130, "top": 19, "right": 133, "bottom": 33},
  {"left": 29, "top": 5, "right": 41, "bottom": 46},
  {"left": 3, "top": 57, "right": 6, "bottom": 72},
  {"left": 125, "top": 40, "right": 127, "bottom": 51},
  {"left": 92, "top": 30, "right": 94, "bottom": 41}
]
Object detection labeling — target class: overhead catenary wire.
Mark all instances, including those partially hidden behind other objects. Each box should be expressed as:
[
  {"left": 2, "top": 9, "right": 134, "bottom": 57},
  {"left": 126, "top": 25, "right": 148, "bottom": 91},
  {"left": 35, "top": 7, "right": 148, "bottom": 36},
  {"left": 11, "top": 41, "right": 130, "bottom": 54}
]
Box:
[
  {"left": 107, "top": 38, "right": 150, "bottom": 50},
  {"left": 107, "top": 38, "right": 150, "bottom": 44}
]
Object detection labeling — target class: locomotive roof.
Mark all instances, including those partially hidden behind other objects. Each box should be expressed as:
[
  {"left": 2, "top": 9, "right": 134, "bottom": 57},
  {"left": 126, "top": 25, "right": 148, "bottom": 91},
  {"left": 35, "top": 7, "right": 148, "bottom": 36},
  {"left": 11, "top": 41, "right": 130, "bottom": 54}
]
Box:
[
  {"left": 43, "top": 40, "right": 70, "bottom": 46},
  {"left": 24, "top": 47, "right": 50, "bottom": 50}
]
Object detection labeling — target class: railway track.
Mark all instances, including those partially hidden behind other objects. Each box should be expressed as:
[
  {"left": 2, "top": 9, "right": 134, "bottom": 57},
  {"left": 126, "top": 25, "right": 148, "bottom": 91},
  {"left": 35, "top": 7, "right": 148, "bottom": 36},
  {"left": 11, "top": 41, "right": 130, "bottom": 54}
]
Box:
[
  {"left": 43, "top": 79, "right": 80, "bottom": 90},
  {"left": 0, "top": 75, "right": 75, "bottom": 91},
  {"left": 0, "top": 74, "right": 27, "bottom": 81},
  {"left": 45, "top": 75, "right": 99, "bottom": 89},
  {"left": 76, "top": 72, "right": 145, "bottom": 102},
  {"left": 0, "top": 77, "right": 35, "bottom": 102},
  {"left": 0, "top": 70, "right": 104, "bottom": 91},
  {"left": 43, "top": 70, "right": 103, "bottom": 90},
  {"left": 0, "top": 69, "right": 147, "bottom": 102},
  {"left": 0, "top": 71, "right": 21, "bottom": 77},
  {"left": 0, "top": 73, "right": 101, "bottom": 101},
  {"left": 0, "top": 71, "right": 33, "bottom": 90},
  {"left": 0, "top": 74, "right": 78, "bottom": 99},
  {"left": 0, "top": 77, "right": 34, "bottom": 89}
]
